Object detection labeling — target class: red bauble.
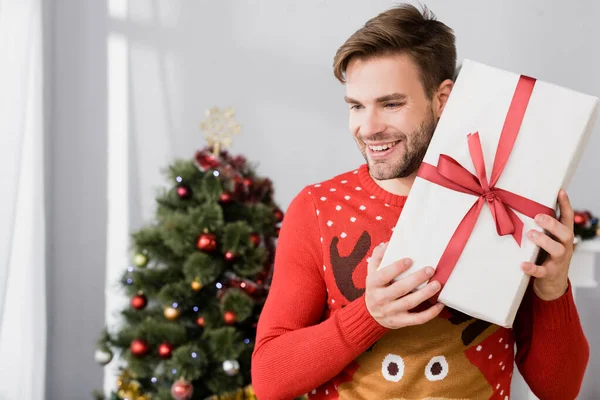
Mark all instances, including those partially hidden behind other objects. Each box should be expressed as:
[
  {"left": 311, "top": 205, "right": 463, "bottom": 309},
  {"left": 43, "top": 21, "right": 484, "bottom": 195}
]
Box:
[
  {"left": 224, "top": 251, "right": 238, "bottom": 263},
  {"left": 196, "top": 316, "right": 206, "bottom": 327},
  {"left": 171, "top": 379, "right": 194, "bottom": 400},
  {"left": 176, "top": 184, "right": 191, "bottom": 199},
  {"left": 224, "top": 311, "right": 237, "bottom": 325},
  {"left": 131, "top": 293, "right": 147, "bottom": 310},
  {"left": 250, "top": 233, "right": 261, "bottom": 247},
  {"left": 158, "top": 342, "right": 173, "bottom": 359},
  {"left": 197, "top": 233, "right": 217, "bottom": 252},
  {"left": 234, "top": 177, "right": 246, "bottom": 197},
  {"left": 243, "top": 178, "right": 253, "bottom": 188},
  {"left": 274, "top": 208, "right": 284, "bottom": 223},
  {"left": 195, "top": 151, "right": 220, "bottom": 171},
  {"left": 219, "top": 192, "right": 233, "bottom": 204},
  {"left": 130, "top": 339, "right": 149, "bottom": 357},
  {"left": 231, "top": 155, "right": 247, "bottom": 169},
  {"left": 574, "top": 212, "right": 587, "bottom": 225}
]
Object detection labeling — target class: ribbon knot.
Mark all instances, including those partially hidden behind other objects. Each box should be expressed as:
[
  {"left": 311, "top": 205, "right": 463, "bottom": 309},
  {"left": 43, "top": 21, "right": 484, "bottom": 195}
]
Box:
[
  {"left": 483, "top": 190, "right": 496, "bottom": 202},
  {"left": 416, "top": 75, "right": 556, "bottom": 289}
]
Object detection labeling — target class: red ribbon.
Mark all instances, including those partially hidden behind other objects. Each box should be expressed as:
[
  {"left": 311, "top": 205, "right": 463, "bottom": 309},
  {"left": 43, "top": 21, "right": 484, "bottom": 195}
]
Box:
[{"left": 417, "top": 76, "right": 556, "bottom": 288}]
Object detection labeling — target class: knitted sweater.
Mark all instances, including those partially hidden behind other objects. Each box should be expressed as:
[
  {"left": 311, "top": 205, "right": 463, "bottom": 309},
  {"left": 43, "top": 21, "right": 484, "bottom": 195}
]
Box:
[{"left": 251, "top": 164, "right": 589, "bottom": 400}]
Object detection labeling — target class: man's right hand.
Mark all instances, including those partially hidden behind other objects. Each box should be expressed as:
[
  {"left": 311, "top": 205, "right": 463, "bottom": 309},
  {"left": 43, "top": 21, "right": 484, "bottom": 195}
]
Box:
[{"left": 365, "top": 242, "right": 445, "bottom": 329}]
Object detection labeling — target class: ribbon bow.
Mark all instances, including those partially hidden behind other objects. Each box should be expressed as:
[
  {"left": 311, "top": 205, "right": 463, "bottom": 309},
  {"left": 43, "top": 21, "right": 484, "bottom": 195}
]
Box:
[{"left": 417, "top": 76, "right": 556, "bottom": 288}]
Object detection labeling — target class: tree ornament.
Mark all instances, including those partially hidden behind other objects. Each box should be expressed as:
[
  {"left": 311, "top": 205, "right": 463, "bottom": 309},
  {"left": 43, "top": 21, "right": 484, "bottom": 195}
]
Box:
[
  {"left": 233, "top": 177, "right": 246, "bottom": 198},
  {"left": 219, "top": 192, "right": 233, "bottom": 204},
  {"left": 200, "top": 106, "right": 241, "bottom": 156},
  {"left": 250, "top": 232, "right": 261, "bottom": 247},
  {"left": 224, "top": 311, "right": 237, "bottom": 325},
  {"left": 170, "top": 379, "right": 194, "bottom": 400},
  {"left": 243, "top": 177, "right": 253, "bottom": 189},
  {"left": 158, "top": 342, "right": 173, "bottom": 359},
  {"left": 195, "top": 151, "right": 220, "bottom": 171},
  {"left": 274, "top": 208, "right": 284, "bottom": 223},
  {"left": 116, "top": 369, "right": 133, "bottom": 389},
  {"left": 133, "top": 253, "right": 148, "bottom": 268},
  {"left": 196, "top": 316, "right": 206, "bottom": 327},
  {"left": 130, "top": 339, "right": 149, "bottom": 357},
  {"left": 131, "top": 293, "right": 147, "bottom": 310},
  {"left": 116, "top": 369, "right": 142, "bottom": 399},
  {"left": 196, "top": 232, "right": 217, "bottom": 253},
  {"left": 176, "top": 184, "right": 192, "bottom": 199},
  {"left": 94, "top": 347, "right": 113, "bottom": 365},
  {"left": 224, "top": 251, "right": 238, "bottom": 263},
  {"left": 222, "top": 359, "right": 240, "bottom": 376},
  {"left": 231, "top": 154, "right": 247, "bottom": 170},
  {"left": 574, "top": 211, "right": 588, "bottom": 226},
  {"left": 164, "top": 306, "right": 181, "bottom": 321},
  {"left": 191, "top": 279, "right": 203, "bottom": 292}
]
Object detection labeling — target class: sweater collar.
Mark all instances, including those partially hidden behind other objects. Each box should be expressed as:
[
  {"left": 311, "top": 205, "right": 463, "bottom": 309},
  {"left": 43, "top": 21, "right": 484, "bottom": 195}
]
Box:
[{"left": 357, "top": 164, "right": 407, "bottom": 208}]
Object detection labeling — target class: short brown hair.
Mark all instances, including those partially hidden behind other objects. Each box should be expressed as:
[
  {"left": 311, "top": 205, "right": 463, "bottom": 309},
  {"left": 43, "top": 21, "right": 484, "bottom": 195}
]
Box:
[{"left": 333, "top": 4, "right": 456, "bottom": 99}]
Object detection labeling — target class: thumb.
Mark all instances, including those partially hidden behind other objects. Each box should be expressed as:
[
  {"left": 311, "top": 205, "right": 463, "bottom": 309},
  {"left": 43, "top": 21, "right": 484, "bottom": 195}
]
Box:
[{"left": 367, "top": 242, "right": 388, "bottom": 276}]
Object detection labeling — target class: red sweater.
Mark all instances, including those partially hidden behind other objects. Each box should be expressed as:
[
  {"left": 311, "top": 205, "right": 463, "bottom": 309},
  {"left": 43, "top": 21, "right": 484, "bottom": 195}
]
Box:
[{"left": 252, "top": 164, "right": 589, "bottom": 400}]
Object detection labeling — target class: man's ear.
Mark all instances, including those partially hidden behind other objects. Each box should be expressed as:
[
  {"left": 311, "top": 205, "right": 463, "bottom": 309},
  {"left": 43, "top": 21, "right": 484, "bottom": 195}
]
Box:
[{"left": 433, "top": 79, "right": 454, "bottom": 119}]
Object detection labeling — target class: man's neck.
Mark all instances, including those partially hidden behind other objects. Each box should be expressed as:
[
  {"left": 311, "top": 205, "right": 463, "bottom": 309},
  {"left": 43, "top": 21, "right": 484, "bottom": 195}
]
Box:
[{"left": 371, "top": 170, "right": 417, "bottom": 197}]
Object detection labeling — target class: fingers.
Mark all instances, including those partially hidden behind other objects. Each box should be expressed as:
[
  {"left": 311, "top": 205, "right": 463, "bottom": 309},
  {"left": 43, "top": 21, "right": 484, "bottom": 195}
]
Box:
[
  {"left": 367, "top": 242, "right": 388, "bottom": 276},
  {"left": 382, "top": 266, "right": 435, "bottom": 299},
  {"left": 385, "top": 280, "right": 441, "bottom": 312},
  {"left": 527, "top": 229, "right": 566, "bottom": 258},
  {"left": 399, "top": 302, "right": 446, "bottom": 327},
  {"left": 558, "top": 189, "right": 574, "bottom": 231},
  {"left": 534, "top": 213, "right": 574, "bottom": 246},
  {"left": 521, "top": 262, "right": 549, "bottom": 278},
  {"left": 369, "top": 258, "right": 413, "bottom": 288}
]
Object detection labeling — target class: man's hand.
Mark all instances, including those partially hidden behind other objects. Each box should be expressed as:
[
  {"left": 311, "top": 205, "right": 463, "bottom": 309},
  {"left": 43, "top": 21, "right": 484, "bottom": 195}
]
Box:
[
  {"left": 521, "top": 189, "right": 574, "bottom": 301},
  {"left": 365, "top": 242, "right": 445, "bottom": 329}
]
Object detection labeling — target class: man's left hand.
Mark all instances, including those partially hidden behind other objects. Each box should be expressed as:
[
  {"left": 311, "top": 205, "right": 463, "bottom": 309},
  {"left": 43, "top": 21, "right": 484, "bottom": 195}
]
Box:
[{"left": 521, "top": 189, "right": 574, "bottom": 301}]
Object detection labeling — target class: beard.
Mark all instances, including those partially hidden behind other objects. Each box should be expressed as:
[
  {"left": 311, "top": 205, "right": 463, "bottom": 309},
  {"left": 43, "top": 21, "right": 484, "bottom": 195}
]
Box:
[{"left": 360, "top": 109, "right": 436, "bottom": 180}]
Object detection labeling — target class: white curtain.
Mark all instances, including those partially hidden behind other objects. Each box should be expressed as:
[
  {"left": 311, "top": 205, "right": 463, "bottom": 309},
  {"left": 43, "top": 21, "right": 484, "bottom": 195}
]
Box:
[{"left": 0, "top": 0, "right": 46, "bottom": 399}]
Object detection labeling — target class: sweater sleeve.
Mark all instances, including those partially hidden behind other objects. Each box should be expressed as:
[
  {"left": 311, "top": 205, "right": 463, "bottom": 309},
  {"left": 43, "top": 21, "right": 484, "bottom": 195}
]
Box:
[
  {"left": 513, "top": 280, "right": 589, "bottom": 400},
  {"left": 251, "top": 189, "right": 389, "bottom": 400}
]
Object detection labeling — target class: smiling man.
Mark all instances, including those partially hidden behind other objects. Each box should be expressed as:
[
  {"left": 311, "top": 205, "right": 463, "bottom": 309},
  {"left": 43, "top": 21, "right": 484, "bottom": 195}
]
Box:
[{"left": 251, "top": 4, "right": 589, "bottom": 400}]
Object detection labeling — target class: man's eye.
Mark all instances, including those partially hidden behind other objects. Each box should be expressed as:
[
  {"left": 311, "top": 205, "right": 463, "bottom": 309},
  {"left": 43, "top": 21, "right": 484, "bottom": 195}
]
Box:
[
  {"left": 385, "top": 102, "right": 403, "bottom": 109},
  {"left": 350, "top": 104, "right": 363, "bottom": 110}
]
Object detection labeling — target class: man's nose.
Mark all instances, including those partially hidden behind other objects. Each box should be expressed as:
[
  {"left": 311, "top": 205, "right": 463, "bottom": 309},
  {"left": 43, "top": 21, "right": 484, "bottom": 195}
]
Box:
[{"left": 359, "top": 108, "right": 386, "bottom": 138}]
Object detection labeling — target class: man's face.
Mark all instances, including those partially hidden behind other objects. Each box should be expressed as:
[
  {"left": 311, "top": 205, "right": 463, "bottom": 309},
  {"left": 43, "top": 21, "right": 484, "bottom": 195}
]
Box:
[{"left": 345, "top": 54, "right": 437, "bottom": 180}]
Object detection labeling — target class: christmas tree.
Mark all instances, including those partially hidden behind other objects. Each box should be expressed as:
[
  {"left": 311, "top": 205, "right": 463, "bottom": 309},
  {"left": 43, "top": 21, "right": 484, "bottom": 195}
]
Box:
[{"left": 95, "top": 108, "right": 282, "bottom": 400}]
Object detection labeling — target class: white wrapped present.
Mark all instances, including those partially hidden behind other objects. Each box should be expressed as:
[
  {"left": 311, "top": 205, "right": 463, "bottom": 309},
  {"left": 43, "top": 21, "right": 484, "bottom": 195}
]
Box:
[{"left": 380, "top": 59, "right": 599, "bottom": 328}]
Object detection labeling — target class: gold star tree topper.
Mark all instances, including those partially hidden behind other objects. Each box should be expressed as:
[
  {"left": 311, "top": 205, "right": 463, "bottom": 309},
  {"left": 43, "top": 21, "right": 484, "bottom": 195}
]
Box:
[{"left": 200, "top": 106, "right": 241, "bottom": 155}]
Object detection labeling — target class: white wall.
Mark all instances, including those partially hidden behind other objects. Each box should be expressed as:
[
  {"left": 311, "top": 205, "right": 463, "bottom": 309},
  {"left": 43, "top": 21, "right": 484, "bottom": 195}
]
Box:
[{"left": 46, "top": 0, "right": 600, "bottom": 398}]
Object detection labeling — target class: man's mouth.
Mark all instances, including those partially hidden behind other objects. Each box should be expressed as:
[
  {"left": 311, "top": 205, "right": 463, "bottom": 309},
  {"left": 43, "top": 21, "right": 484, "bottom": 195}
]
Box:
[
  {"left": 366, "top": 140, "right": 401, "bottom": 158},
  {"left": 368, "top": 141, "right": 400, "bottom": 152}
]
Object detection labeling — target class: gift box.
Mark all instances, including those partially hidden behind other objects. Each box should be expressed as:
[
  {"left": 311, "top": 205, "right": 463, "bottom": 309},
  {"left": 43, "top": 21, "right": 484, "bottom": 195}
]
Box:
[{"left": 380, "top": 59, "right": 599, "bottom": 328}]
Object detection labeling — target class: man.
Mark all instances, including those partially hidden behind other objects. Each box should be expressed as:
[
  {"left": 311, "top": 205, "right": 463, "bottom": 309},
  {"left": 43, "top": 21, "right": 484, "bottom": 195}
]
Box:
[{"left": 251, "top": 4, "right": 589, "bottom": 399}]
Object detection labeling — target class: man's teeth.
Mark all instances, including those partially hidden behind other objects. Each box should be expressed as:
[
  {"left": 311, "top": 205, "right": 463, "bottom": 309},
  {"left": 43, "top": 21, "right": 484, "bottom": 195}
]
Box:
[{"left": 369, "top": 141, "right": 399, "bottom": 152}]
